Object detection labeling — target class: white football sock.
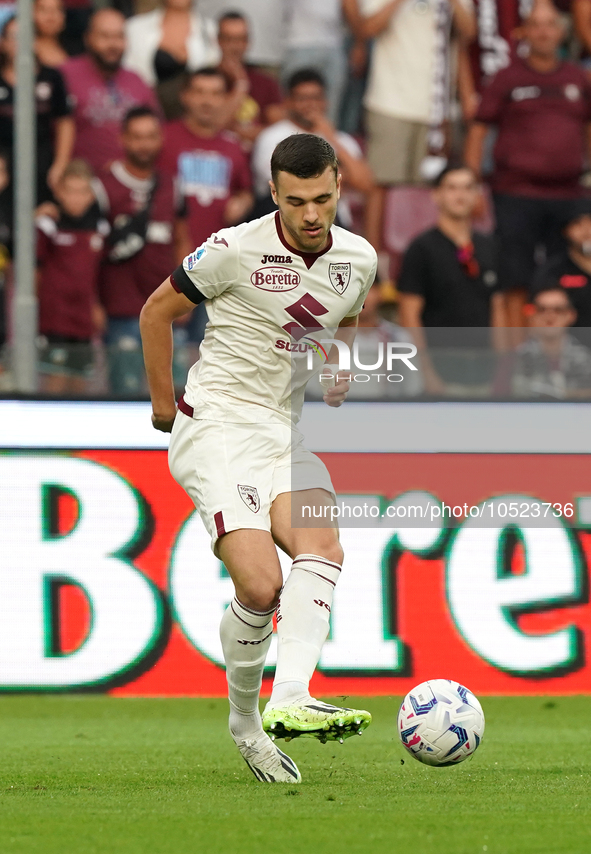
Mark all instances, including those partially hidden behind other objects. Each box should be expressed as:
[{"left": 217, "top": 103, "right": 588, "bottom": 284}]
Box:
[
  {"left": 269, "top": 554, "right": 341, "bottom": 707},
  {"left": 219, "top": 597, "right": 275, "bottom": 740}
]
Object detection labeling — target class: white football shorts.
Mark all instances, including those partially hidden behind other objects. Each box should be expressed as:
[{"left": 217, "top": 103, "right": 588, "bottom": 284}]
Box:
[{"left": 168, "top": 408, "right": 336, "bottom": 553}]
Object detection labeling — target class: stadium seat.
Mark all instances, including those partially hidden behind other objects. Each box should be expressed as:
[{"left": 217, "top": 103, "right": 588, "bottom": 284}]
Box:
[
  {"left": 383, "top": 186, "right": 438, "bottom": 277},
  {"left": 383, "top": 186, "right": 438, "bottom": 257}
]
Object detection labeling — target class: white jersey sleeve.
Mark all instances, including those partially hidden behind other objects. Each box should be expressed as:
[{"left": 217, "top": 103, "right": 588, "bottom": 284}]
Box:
[
  {"left": 172, "top": 227, "right": 240, "bottom": 303},
  {"left": 344, "top": 254, "right": 378, "bottom": 318}
]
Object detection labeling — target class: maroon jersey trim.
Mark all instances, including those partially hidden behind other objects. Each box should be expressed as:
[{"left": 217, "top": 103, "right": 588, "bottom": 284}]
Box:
[
  {"left": 177, "top": 395, "right": 194, "bottom": 417},
  {"left": 274, "top": 211, "right": 333, "bottom": 269},
  {"left": 214, "top": 511, "right": 226, "bottom": 538}
]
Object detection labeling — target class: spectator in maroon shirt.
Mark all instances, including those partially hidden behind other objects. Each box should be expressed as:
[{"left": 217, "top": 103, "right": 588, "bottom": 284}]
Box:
[
  {"left": 94, "top": 106, "right": 190, "bottom": 396},
  {"left": 217, "top": 11, "right": 284, "bottom": 149},
  {"left": 36, "top": 160, "right": 109, "bottom": 394},
  {"left": 159, "top": 67, "right": 252, "bottom": 346},
  {"left": 465, "top": 3, "right": 591, "bottom": 328},
  {"left": 159, "top": 67, "right": 253, "bottom": 250},
  {"left": 61, "top": 9, "right": 159, "bottom": 175}
]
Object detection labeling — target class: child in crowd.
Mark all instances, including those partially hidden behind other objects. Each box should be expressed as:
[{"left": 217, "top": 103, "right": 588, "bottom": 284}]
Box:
[{"left": 36, "top": 159, "right": 109, "bottom": 394}]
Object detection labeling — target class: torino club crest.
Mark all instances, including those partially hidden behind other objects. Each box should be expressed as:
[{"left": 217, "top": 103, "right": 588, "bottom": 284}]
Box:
[
  {"left": 328, "top": 262, "right": 351, "bottom": 295},
  {"left": 238, "top": 484, "right": 260, "bottom": 513}
]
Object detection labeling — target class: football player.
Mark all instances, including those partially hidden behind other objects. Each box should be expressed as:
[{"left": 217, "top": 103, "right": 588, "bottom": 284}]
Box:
[{"left": 140, "top": 134, "right": 377, "bottom": 783}]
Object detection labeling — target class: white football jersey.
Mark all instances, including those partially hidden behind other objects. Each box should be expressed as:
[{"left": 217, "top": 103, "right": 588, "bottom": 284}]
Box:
[{"left": 173, "top": 211, "right": 377, "bottom": 425}]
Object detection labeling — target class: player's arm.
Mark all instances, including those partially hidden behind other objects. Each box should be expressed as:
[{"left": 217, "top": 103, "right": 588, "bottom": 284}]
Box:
[
  {"left": 142, "top": 228, "right": 238, "bottom": 429},
  {"left": 139, "top": 279, "right": 197, "bottom": 432},
  {"left": 336, "top": 312, "right": 358, "bottom": 343},
  {"left": 323, "top": 314, "right": 359, "bottom": 407}
]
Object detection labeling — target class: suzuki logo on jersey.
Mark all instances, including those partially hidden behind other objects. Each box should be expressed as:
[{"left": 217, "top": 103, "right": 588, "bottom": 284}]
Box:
[
  {"left": 237, "top": 484, "right": 260, "bottom": 513},
  {"left": 251, "top": 267, "right": 301, "bottom": 292},
  {"left": 275, "top": 338, "right": 314, "bottom": 352},
  {"left": 329, "top": 263, "right": 351, "bottom": 295},
  {"left": 261, "top": 254, "right": 293, "bottom": 264}
]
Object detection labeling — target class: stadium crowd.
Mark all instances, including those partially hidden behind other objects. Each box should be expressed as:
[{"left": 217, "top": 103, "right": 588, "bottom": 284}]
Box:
[{"left": 2, "top": 0, "right": 591, "bottom": 398}]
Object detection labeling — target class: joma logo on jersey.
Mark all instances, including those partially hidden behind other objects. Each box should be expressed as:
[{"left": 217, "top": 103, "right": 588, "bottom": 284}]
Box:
[
  {"left": 261, "top": 254, "right": 292, "bottom": 264},
  {"left": 251, "top": 267, "right": 300, "bottom": 292}
]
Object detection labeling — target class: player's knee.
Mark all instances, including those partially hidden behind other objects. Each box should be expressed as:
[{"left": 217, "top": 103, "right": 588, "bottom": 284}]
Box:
[
  {"left": 310, "top": 538, "right": 343, "bottom": 568},
  {"left": 324, "top": 541, "right": 344, "bottom": 567},
  {"left": 292, "top": 535, "right": 343, "bottom": 568},
  {"left": 241, "top": 581, "right": 282, "bottom": 613}
]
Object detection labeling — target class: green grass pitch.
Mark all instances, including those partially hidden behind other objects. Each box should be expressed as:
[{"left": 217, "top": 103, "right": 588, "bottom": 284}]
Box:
[{"left": 0, "top": 695, "right": 588, "bottom": 854}]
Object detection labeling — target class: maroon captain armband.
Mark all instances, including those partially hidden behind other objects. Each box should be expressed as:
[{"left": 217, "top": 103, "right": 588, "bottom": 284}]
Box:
[{"left": 170, "top": 265, "right": 206, "bottom": 305}]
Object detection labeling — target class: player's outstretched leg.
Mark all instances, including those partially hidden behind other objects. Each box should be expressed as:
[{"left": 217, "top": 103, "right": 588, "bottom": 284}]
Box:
[
  {"left": 262, "top": 555, "right": 371, "bottom": 743},
  {"left": 219, "top": 597, "right": 301, "bottom": 783}
]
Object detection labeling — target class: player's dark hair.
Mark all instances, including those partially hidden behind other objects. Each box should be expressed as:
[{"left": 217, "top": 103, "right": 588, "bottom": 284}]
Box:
[
  {"left": 271, "top": 134, "right": 338, "bottom": 186},
  {"left": 432, "top": 162, "right": 477, "bottom": 188},
  {"left": 219, "top": 10, "right": 248, "bottom": 25},
  {"left": 532, "top": 285, "right": 574, "bottom": 309},
  {"left": 182, "top": 66, "right": 231, "bottom": 93},
  {"left": 286, "top": 68, "right": 326, "bottom": 94},
  {"left": 122, "top": 105, "right": 160, "bottom": 132}
]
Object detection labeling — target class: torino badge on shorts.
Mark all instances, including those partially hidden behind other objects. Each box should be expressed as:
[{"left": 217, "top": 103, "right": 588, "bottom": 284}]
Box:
[{"left": 238, "top": 484, "right": 260, "bottom": 513}]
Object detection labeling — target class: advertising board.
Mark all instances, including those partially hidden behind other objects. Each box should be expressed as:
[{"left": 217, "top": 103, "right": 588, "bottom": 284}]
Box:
[{"left": 1, "top": 400, "right": 590, "bottom": 695}]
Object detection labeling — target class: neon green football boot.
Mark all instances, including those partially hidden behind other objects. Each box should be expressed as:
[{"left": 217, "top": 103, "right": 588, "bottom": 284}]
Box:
[{"left": 262, "top": 699, "right": 371, "bottom": 744}]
